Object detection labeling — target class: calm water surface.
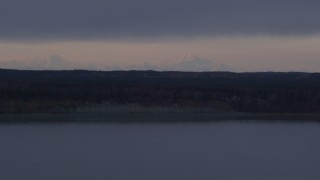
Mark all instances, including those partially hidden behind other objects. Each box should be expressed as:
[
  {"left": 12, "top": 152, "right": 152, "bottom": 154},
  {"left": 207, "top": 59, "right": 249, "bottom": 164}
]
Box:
[{"left": 0, "top": 119, "right": 320, "bottom": 180}]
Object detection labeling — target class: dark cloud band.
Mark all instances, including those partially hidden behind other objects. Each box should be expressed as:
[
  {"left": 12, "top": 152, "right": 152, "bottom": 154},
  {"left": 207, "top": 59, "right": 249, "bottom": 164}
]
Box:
[{"left": 1, "top": 0, "right": 319, "bottom": 41}]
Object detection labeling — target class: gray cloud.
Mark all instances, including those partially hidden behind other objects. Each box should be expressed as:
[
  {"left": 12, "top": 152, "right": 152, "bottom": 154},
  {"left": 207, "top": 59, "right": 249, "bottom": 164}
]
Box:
[{"left": 1, "top": 0, "right": 320, "bottom": 41}]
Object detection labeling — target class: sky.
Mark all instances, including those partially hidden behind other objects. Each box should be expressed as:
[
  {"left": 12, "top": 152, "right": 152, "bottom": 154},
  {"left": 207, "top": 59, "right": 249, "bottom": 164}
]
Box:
[{"left": 1, "top": 0, "right": 320, "bottom": 71}]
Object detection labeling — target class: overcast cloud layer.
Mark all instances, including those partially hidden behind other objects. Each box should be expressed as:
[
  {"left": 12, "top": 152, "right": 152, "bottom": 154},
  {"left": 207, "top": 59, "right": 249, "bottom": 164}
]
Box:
[{"left": 1, "top": 0, "right": 320, "bottom": 41}]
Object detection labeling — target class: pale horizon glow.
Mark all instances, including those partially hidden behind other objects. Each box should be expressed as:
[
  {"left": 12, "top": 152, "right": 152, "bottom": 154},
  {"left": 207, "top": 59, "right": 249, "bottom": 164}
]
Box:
[{"left": 1, "top": 35, "right": 320, "bottom": 72}]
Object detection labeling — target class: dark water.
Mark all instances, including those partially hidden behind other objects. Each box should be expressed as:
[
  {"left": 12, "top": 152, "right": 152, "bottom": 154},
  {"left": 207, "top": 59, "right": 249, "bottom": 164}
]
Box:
[{"left": 0, "top": 121, "right": 320, "bottom": 180}]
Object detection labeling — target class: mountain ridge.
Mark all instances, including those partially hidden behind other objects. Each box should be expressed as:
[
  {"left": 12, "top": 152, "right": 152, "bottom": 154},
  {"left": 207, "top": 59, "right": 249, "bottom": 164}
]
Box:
[{"left": 0, "top": 55, "right": 232, "bottom": 72}]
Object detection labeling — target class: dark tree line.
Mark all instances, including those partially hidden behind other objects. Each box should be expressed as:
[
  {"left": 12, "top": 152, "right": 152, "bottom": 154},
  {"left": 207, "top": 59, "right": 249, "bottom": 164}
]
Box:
[{"left": 0, "top": 69, "right": 320, "bottom": 113}]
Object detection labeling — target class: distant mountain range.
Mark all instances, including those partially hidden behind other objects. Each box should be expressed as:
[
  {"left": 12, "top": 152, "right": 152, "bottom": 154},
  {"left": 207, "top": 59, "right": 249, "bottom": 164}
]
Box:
[
  {"left": 121, "top": 54, "right": 232, "bottom": 72},
  {"left": 0, "top": 54, "right": 232, "bottom": 72},
  {"left": 0, "top": 55, "right": 93, "bottom": 70}
]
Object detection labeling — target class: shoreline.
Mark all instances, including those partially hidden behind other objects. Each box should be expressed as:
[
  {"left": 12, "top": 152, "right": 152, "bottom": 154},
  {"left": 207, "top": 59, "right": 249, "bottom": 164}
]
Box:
[{"left": 1, "top": 113, "right": 320, "bottom": 123}]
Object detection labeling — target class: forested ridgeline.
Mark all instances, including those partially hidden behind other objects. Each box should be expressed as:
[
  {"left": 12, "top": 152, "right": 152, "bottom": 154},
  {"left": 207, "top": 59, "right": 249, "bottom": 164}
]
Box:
[{"left": 1, "top": 69, "right": 320, "bottom": 113}]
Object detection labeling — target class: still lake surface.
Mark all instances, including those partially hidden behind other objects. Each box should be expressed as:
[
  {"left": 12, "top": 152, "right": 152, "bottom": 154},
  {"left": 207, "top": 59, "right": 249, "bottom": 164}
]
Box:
[{"left": 0, "top": 116, "right": 320, "bottom": 180}]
